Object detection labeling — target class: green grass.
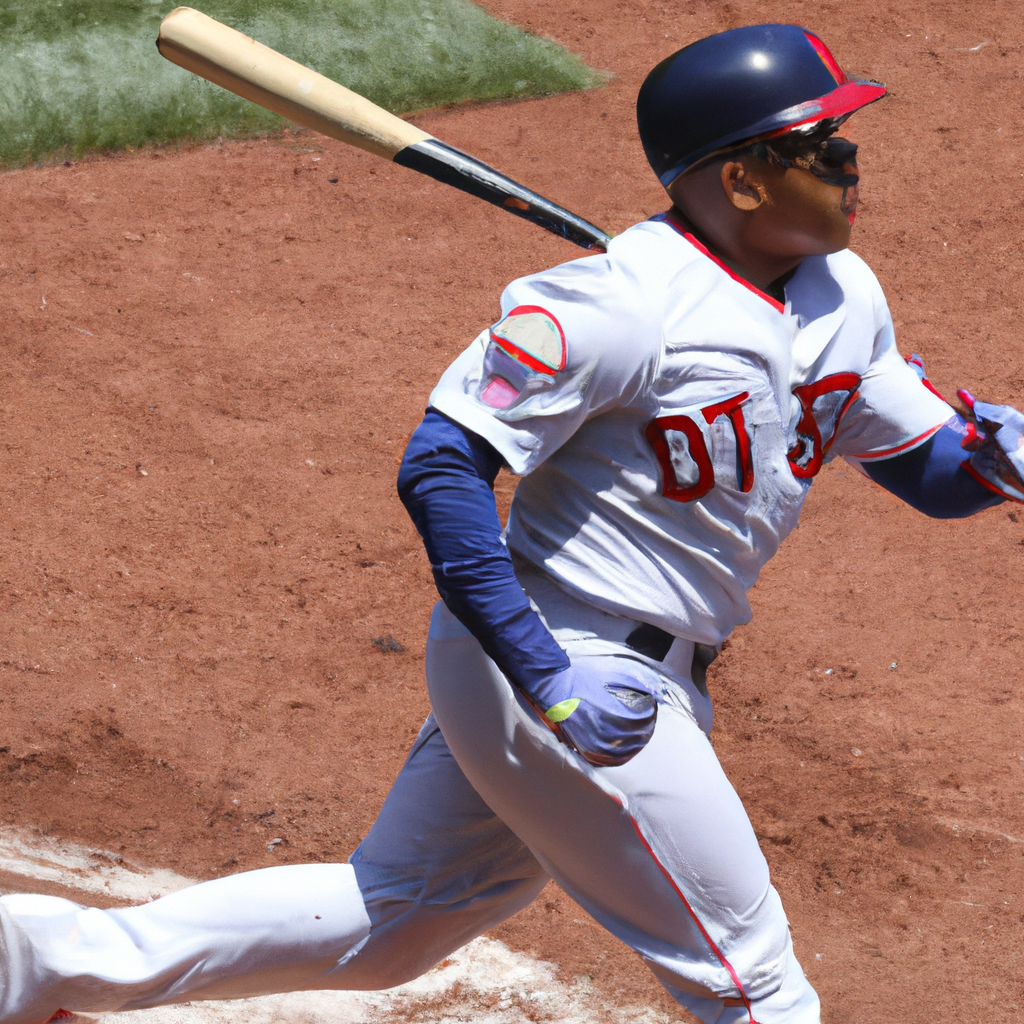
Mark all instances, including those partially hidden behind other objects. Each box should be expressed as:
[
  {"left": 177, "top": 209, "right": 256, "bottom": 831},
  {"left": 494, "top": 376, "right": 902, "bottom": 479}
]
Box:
[{"left": 0, "top": 0, "right": 602, "bottom": 168}]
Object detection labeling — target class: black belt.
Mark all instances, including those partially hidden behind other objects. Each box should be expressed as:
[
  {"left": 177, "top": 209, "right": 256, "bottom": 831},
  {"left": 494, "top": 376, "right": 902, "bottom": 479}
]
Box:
[
  {"left": 624, "top": 622, "right": 675, "bottom": 660},
  {"left": 624, "top": 623, "right": 718, "bottom": 697}
]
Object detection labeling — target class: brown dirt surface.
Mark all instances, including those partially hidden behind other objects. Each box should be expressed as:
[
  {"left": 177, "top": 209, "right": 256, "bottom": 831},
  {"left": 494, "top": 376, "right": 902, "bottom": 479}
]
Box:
[{"left": 2, "top": 0, "right": 1024, "bottom": 1021}]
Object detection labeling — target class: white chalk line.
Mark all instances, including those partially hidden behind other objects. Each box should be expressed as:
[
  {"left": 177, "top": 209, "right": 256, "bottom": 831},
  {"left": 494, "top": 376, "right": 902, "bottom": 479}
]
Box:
[
  {"left": 0, "top": 829, "right": 671, "bottom": 1024},
  {"left": 0, "top": 830, "right": 194, "bottom": 904},
  {"left": 936, "top": 816, "right": 1024, "bottom": 845}
]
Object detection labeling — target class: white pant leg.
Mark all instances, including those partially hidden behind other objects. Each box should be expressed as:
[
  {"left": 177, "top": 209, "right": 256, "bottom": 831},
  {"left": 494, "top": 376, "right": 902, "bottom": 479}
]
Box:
[
  {"left": 0, "top": 863, "right": 370, "bottom": 1024},
  {"left": 425, "top": 601, "right": 820, "bottom": 1024},
  {"left": 338, "top": 714, "right": 549, "bottom": 988},
  {"left": 0, "top": 716, "right": 548, "bottom": 1023}
]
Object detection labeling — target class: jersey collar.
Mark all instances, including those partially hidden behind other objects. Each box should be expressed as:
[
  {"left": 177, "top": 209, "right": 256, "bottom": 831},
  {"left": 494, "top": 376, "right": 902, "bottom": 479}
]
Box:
[{"left": 650, "top": 210, "right": 787, "bottom": 313}]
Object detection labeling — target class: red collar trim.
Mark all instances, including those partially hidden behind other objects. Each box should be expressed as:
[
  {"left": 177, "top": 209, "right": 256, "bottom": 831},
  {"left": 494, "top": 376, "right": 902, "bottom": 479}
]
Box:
[{"left": 659, "top": 211, "right": 786, "bottom": 313}]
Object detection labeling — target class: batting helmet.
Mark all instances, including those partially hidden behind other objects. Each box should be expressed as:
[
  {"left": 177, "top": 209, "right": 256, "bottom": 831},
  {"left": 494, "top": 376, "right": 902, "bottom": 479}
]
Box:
[{"left": 637, "top": 24, "right": 886, "bottom": 187}]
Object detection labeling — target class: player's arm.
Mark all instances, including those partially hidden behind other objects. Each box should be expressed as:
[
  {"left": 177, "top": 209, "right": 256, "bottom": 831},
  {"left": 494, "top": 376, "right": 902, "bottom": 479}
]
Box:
[
  {"left": 398, "top": 407, "right": 568, "bottom": 678},
  {"left": 398, "top": 408, "right": 659, "bottom": 767},
  {"left": 856, "top": 353, "right": 1024, "bottom": 515},
  {"left": 860, "top": 414, "right": 1004, "bottom": 518}
]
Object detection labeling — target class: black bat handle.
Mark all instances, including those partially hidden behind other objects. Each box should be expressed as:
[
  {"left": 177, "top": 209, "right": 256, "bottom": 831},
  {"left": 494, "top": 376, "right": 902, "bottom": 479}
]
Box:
[{"left": 394, "top": 138, "right": 611, "bottom": 252}]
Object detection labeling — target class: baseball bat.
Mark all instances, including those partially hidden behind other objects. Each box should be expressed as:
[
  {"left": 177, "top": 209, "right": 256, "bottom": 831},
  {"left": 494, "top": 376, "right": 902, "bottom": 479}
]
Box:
[{"left": 156, "top": 7, "right": 611, "bottom": 251}]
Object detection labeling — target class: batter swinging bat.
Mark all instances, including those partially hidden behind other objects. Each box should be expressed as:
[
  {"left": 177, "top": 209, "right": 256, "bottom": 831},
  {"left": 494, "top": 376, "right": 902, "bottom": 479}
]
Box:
[{"left": 156, "top": 7, "right": 611, "bottom": 251}]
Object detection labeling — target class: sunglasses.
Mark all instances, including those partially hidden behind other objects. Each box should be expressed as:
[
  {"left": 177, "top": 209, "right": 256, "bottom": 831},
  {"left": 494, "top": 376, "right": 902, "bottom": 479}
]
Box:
[{"left": 761, "top": 133, "right": 859, "bottom": 187}]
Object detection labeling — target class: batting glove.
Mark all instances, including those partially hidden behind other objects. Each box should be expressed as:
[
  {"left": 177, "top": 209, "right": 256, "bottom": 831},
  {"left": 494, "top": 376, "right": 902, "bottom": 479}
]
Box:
[
  {"left": 957, "top": 390, "right": 1024, "bottom": 503},
  {"left": 519, "top": 656, "right": 661, "bottom": 767}
]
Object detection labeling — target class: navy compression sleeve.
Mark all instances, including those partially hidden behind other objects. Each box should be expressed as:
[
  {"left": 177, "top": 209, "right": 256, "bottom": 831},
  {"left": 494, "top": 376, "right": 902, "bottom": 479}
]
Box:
[
  {"left": 397, "top": 408, "right": 570, "bottom": 688},
  {"left": 863, "top": 416, "right": 1003, "bottom": 518}
]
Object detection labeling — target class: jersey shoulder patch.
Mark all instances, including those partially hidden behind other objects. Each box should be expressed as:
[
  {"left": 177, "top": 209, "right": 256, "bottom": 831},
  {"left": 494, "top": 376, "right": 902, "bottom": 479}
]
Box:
[
  {"left": 491, "top": 305, "right": 567, "bottom": 374},
  {"left": 479, "top": 305, "right": 567, "bottom": 409}
]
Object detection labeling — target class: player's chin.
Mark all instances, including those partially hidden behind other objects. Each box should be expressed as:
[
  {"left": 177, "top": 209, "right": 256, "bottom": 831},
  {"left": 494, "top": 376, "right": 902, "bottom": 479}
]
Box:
[
  {"left": 774, "top": 220, "right": 852, "bottom": 258},
  {"left": 825, "top": 218, "right": 853, "bottom": 251},
  {"left": 808, "top": 211, "right": 854, "bottom": 252}
]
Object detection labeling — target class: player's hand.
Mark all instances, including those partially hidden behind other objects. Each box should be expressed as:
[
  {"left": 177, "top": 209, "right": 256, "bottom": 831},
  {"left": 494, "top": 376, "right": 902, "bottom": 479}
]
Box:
[
  {"left": 957, "top": 390, "right": 1024, "bottom": 502},
  {"left": 519, "top": 657, "right": 661, "bottom": 767}
]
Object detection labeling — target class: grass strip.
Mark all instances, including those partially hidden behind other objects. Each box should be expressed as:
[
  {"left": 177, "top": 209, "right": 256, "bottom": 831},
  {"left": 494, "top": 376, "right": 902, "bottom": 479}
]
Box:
[{"left": 0, "top": 0, "right": 602, "bottom": 168}]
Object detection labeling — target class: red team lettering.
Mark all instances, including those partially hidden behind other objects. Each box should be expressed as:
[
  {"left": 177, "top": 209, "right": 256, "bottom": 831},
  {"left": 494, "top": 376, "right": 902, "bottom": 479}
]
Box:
[
  {"left": 646, "top": 390, "right": 753, "bottom": 502},
  {"left": 648, "top": 376, "right": 862, "bottom": 501},
  {"left": 786, "top": 372, "right": 861, "bottom": 479},
  {"left": 646, "top": 413, "right": 717, "bottom": 502}
]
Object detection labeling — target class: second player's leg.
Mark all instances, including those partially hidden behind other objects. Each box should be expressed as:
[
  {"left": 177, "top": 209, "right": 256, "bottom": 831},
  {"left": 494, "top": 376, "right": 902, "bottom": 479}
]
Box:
[{"left": 425, "top": 601, "right": 820, "bottom": 1024}]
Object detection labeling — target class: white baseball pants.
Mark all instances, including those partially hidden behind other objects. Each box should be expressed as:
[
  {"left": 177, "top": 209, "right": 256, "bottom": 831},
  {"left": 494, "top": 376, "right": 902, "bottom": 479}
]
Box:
[{"left": 0, "top": 601, "right": 819, "bottom": 1024}]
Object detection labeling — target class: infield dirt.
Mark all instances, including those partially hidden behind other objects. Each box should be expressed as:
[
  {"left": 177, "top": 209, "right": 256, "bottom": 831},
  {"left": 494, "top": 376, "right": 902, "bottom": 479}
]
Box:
[{"left": 3, "top": 1, "right": 1024, "bottom": 1021}]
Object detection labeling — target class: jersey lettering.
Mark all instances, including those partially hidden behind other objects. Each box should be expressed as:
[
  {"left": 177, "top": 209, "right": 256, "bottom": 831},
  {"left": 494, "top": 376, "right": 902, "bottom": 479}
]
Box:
[
  {"left": 646, "top": 392, "right": 752, "bottom": 502},
  {"left": 646, "top": 414, "right": 715, "bottom": 502},
  {"left": 702, "top": 392, "right": 755, "bottom": 493},
  {"left": 787, "top": 372, "right": 861, "bottom": 478}
]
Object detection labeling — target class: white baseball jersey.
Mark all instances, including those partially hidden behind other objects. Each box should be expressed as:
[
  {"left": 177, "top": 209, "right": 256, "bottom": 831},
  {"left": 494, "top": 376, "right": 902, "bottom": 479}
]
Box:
[{"left": 430, "top": 215, "right": 951, "bottom": 646}]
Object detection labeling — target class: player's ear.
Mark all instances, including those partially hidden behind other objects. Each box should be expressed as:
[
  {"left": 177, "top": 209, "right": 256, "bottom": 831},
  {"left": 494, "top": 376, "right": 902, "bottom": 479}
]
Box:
[{"left": 721, "top": 160, "right": 768, "bottom": 211}]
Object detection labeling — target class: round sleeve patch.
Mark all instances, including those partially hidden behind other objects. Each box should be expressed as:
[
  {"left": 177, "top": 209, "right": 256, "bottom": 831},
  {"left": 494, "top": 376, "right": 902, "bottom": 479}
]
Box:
[
  {"left": 489, "top": 305, "right": 567, "bottom": 375},
  {"left": 477, "top": 305, "right": 568, "bottom": 410}
]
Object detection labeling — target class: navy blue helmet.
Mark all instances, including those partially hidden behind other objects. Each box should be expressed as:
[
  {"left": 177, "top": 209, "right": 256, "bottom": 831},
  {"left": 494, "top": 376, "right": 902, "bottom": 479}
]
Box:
[{"left": 637, "top": 24, "right": 886, "bottom": 187}]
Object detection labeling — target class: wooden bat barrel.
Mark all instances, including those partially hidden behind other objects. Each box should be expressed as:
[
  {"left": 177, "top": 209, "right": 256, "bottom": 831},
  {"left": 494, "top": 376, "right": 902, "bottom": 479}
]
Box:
[{"left": 157, "top": 7, "right": 611, "bottom": 250}]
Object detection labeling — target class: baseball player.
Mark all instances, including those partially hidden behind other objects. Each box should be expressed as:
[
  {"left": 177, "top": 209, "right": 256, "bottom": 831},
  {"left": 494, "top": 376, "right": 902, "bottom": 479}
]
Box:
[{"left": 3, "top": 23, "right": 1023, "bottom": 1024}]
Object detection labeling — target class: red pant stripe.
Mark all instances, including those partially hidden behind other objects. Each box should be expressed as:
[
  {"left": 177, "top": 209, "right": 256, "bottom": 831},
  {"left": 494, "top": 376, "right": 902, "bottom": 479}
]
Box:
[{"left": 620, "top": 804, "right": 760, "bottom": 1024}]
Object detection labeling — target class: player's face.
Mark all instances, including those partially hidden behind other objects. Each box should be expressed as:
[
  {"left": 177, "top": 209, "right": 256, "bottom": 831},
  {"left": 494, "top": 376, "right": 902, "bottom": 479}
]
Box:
[
  {"left": 667, "top": 133, "right": 862, "bottom": 289},
  {"left": 736, "top": 136, "right": 859, "bottom": 257},
  {"left": 740, "top": 161, "right": 855, "bottom": 256}
]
